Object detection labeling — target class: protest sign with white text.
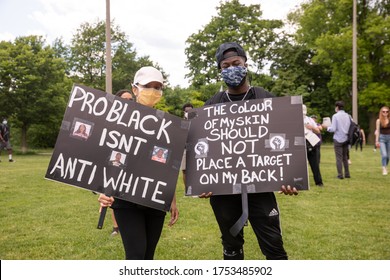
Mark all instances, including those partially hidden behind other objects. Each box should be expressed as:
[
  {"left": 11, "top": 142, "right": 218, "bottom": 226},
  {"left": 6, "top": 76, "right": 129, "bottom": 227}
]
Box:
[
  {"left": 45, "top": 84, "right": 189, "bottom": 211},
  {"left": 185, "top": 96, "right": 309, "bottom": 196}
]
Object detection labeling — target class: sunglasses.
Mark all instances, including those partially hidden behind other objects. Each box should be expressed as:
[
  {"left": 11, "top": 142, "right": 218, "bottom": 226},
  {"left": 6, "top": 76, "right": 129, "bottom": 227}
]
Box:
[{"left": 382, "top": 111, "right": 389, "bottom": 113}]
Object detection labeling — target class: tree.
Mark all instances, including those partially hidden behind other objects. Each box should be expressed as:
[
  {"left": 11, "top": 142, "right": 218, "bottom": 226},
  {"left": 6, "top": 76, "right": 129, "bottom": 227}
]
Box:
[
  {"left": 269, "top": 33, "right": 334, "bottom": 118},
  {"left": 185, "top": 0, "right": 282, "bottom": 87},
  {"left": 68, "top": 20, "right": 162, "bottom": 94},
  {"left": 0, "top": 36, "right": 71, "bottom": 152},
  {"left": 288, "top": 0, "right": 390, "bottom": 140},
  {"left": 63, "top": 19, "right": 179, "bottom": 115}
]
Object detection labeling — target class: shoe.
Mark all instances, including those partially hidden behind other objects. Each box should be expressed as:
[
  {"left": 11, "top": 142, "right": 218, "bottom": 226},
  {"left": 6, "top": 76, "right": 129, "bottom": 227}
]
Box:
[
  {"left": 337, "top": 176, "right": 344, "bottom": 179},
  {"left": 383, "top": 167, "right": 388, "bottom": 176},
  {"left": 9, "top": 159, "right": 14, "bottom": 162},
  {"left": 316, "top": 183, "right": 324, "bottom": 187},
  {"left": 345, "top": 175, "right": 351, "bottom": 178},
  {"left": 348, "top": 160, "right": 352, "bottom": 165},
  {"left": 111, "top": 227, "right": 119, "bottom": 236}
]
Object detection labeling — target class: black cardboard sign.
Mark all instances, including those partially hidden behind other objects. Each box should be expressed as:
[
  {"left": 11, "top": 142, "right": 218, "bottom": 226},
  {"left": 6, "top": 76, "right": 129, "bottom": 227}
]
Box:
[
  {"left": 45, "top": 84, "right": 189, "bottom": 211},
  {"left": 185, "top": 96, "right": 309, "bottom": 196}
]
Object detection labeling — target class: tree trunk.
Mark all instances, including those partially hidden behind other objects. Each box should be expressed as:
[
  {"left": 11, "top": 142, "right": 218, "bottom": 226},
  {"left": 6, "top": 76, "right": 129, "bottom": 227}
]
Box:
[
  {"left": 367, "top": 112, "right": 377, "bottom": 145},
  {"left": 21, "top": 124, "right": 28, "bottom": 153}
]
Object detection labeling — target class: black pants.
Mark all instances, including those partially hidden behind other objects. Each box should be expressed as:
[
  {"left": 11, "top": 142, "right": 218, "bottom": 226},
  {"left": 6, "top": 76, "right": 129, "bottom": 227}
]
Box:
[
  {"left": 210, "top": 192, "right": 288, "bottom": 260},
  {"left": 307, "top": 146, "right": 323, "bottom": 185},
  {"left": 333, "top": 140, "right": 350, "bottom": 178},
  {"left": 113, "top": 205, "right": 166, "bottom": 260},
  {"left": 355, "top": 139, "right": 363, "bottom": 151}
]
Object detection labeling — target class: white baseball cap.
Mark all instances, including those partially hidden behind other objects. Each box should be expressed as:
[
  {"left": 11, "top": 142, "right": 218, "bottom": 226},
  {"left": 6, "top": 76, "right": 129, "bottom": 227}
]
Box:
[{"left": 133, "top": 66, "right": 164, "bottom": 85}]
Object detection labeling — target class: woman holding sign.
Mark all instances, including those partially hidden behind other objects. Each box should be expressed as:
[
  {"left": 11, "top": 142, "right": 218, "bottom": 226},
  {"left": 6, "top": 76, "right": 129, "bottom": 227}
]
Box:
[{"left": 98, "top": 66, "right": 179, "bottom": 260}]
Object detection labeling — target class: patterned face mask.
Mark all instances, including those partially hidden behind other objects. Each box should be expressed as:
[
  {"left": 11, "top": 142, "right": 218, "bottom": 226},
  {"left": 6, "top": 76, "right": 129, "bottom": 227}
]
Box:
[{"left": 221, "top": 66, "right": 247, "bottom": 88}]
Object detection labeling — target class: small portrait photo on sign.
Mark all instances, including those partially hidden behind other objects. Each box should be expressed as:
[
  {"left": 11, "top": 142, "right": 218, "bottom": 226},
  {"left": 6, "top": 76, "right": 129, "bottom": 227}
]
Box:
[
  {"left": 108, "top": 150, "right": 126, "bottom": 168},
  {"left": 70, "top": 118, "right": 93, "bottom": 140},
  {"left": 151, "top": 146, "right": 168, "bottom": 164}
]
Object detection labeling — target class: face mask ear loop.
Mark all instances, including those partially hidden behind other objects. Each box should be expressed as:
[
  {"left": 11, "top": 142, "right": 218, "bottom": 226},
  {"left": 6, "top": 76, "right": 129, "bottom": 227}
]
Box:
[{"left": 132, "top": 83, "right": 140, "bottom": 100}]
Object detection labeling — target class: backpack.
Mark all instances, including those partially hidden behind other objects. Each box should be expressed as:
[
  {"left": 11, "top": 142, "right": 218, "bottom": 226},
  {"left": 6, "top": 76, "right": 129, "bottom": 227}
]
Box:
[{"left": 348, "top": 116, "right": 360, "bottom": 146}]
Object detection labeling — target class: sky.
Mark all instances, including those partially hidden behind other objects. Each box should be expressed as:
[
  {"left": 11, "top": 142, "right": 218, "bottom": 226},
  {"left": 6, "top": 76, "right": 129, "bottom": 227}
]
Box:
[{"left": 0, "top": 0, "right": 305, "bottom": 87}]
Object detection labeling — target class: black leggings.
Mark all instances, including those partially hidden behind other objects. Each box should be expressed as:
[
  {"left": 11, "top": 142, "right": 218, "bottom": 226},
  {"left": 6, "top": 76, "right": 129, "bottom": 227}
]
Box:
[
  {"left": 113, "top": 206, "right": 166, "bottom": 260},
  {"left": 307, "top": 146, "right": 323, "bottom": 185}
]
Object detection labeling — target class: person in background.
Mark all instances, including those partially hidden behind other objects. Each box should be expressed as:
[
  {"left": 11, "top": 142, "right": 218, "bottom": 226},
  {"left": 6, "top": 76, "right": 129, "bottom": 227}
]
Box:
[
  {"left": 98, "top": 67, "right": 179, "bottom": 259},
  {"left": 375, "top": 106, "right": 390, "bottom": 175},
  {"left": 322, "top": 101, "right": 351, "bottom": 179},
  {"left": 0, "top": 118, "right": 15, "bottom": 163},
  {"left": 109, "top": 210, "right": 119, "bottom": 237},
  {"left": 115, "top": 89, "right": 135, "bottom": 101},
  {"left": 310, "top": 115, "right": 323, "bottom": 163},
  {"left": 199, "top": 42, "right": 298, "bottom": 260},
  {"left": 355, "top": 128, "right": 366, "bottom": 151},
  {"left": 180, "top": 102, "right": 193, "bottom": 186},
  {"left": 304, "top": 108, "right": 323, "bottom": 187}
]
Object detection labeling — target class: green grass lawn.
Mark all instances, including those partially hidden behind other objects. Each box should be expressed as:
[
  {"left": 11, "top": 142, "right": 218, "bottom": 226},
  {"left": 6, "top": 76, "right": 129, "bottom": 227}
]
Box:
[{"left": 0, "top": 144, "right": 389, "bottom": 260}]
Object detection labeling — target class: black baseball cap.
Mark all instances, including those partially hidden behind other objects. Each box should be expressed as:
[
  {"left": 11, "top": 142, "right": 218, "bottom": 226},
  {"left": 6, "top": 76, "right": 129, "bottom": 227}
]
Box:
[{"left": 215, "top": 42, "right": 247, "bottom": 69}]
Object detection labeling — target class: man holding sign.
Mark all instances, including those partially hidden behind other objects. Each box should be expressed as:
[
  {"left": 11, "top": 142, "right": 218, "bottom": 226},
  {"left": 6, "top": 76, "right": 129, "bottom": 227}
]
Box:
[{"left": 191, "top": 42, "right": 299, "bottom": 260}]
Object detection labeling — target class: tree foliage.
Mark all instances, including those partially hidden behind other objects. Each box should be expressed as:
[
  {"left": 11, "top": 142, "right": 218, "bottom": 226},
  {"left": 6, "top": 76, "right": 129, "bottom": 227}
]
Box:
[
  {"left": 185, "top": 0, "right": 282, "bottom": 88},
  {"left": 67, "top": 20, "right": 161, "bottom": 93},
  {"left": 2, "top": 0, "right": 389, "bottom": 149},
  {"left": 67, "top": 21, "right": 188, "bottom": 116},
  {"left": 0, "top": 21, "right": 165, "bottom": 150},
  {"left": 0, "top": 36, "right": 71, "bottom": 151},
  {"left": 67, "top": 19, "right": 182, "bottom": 115},
  {"left": 182, "top": 0, "right": 389, "bottom": 140},
  {"left": 288, "top": 0, "right": 390, "bottom": 137}
]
